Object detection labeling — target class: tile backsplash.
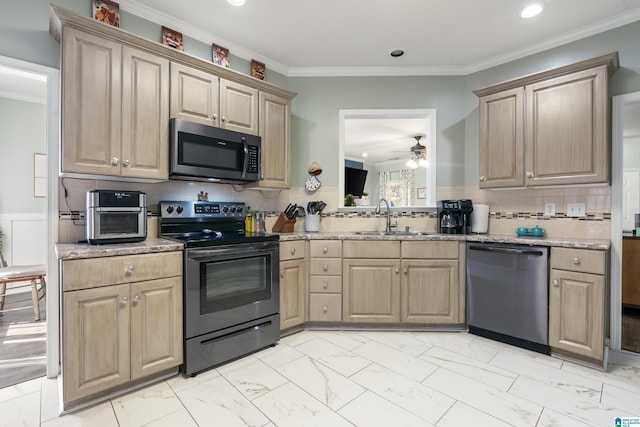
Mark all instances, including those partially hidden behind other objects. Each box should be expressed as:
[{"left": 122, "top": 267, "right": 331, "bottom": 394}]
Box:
[{"left": 57, "top": 182, "right": 612, "bottom": 242}]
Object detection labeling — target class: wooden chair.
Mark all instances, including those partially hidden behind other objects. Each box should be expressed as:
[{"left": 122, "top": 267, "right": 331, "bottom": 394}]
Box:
[{"left": 0, "top": 258, "right": 47, "bottom": 321}]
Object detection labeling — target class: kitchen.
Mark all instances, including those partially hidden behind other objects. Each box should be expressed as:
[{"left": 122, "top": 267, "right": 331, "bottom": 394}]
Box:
[{"left": 2, "top": 0, "right": 640, "bottom": 425}]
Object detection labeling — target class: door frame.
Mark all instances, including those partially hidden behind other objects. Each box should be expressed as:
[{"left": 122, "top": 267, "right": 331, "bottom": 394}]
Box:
[
  {"left": 611, "top": 90, "right": 640, "bottom": 353},
  {"left": 0, "top": 54, "right": 60, "bottom": 377}
]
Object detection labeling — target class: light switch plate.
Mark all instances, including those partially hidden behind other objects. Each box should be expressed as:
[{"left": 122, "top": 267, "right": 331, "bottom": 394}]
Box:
[
  {"left": 544, "top": 203, "right": 555, "bottom": 216},
  {"left": 566, "top": 202, "right": 586, "bottom": 217}
]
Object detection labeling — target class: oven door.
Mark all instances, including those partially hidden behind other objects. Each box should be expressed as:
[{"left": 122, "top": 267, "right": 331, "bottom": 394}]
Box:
[{"left": 184, "top": 241, "right": 279, "bottom": 339}]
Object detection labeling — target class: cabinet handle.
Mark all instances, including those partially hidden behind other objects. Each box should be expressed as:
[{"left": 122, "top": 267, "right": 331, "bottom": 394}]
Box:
[
  {"left": 573, "top": 257, "right": 581, "bottom": 265},
  {"left": 290, "top": 248, "right": 296, "bottom": 255},
  {"left": 213, "top": 113, "right": 218, "bottom": 121},
  {"left": 323, "top": 282, "right": 328, "bottom": 289},
  {"left": 122, "top": 159, "right": 130, "bottom": 167},
  {"left": 222, "top": 116, "right": 227, "bottom": 123},
  {"left": 121, "top": 296, "right": 128, "bottom": 305},
  {"left": 553, "top": 279, "right": 559, "bottom": 288},
  {"left": 111, "top": 157, "right": 119, "bottom": 166},
  {"left": 403, "top": 267, "right": 408, "bottom": 274},
  {"left": 395, "top": 268, "right": 399, "bottom": 274},
  {"left": 323, "top": 247, "right": 328, "bottom": 254},
  {"left": 526, "top": 171, "right": 534, "bottom": 178},
  {"left": 323, "top": 305, "right": 328, "bottom": 313},
  {"left": 125, "top": 265, "right": 135, "bottom": 275},
  {"left": 280, "top": 271, "right": 284, "bottom": 278},
  {"left": 323, "top": 264, "right": 328, "bottom": 271},
  {"left": 479, "top": 176, "right": 485, "bottom": 182},
  {"left": 133, "top": 295, "right": 140, "bottom": 304}
]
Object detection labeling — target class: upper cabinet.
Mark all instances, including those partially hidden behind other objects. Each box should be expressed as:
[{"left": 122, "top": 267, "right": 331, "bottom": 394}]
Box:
[
  {"left": 170, "top": 63, "right": 259, "bottom": 135},
  {"left": 61, "top": 27, "right": 169, "bottom": 180},
  {"left": 255, "top": 92, "right": 291, "bottom": 188},
  {"left": 474, "top": 53, "right": 618, "bottom": 189},
  {"left": 51, "top": 5, "right": 296, "bottom": 186}
]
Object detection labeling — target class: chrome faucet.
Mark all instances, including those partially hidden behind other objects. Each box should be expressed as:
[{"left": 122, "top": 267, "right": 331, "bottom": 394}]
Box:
[{"left": 375, "top": 198, "right": 396, "bottom": 232}]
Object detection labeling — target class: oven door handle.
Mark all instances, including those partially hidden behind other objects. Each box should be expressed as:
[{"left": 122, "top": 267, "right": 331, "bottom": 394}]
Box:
[
  {"left": 187, "top": 242, "right": 278, "bottom": 260},
  {"left": 94, "top": 207, "right": 145, "bottom": 212}
]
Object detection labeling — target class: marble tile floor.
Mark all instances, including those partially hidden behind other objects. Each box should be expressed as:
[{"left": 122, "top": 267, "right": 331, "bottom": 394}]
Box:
[{"left": 2, "top": 330, "right": 640, "bottom": 427}]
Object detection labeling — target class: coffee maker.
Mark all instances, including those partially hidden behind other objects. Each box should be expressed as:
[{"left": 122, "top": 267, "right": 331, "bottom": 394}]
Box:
[{"left": 437, "top": 199, "right": 473, "bottom": 234}]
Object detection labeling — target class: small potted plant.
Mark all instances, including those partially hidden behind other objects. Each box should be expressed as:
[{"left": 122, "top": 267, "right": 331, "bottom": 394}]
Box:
[{"left": 344, "top": 194, "right": 356, "bottom": 207}]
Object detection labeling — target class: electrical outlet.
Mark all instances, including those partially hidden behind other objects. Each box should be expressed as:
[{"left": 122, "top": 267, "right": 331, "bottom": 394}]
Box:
[
  {"left": 566, "top": 202, "right": 586, "bottom": 217},
  {"left": 544, "top": 203, "right": 556, "bottom": 216}
]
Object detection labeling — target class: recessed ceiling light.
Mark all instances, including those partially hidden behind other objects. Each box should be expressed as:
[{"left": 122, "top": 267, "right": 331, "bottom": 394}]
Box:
[
  {"left": 362, "top": 153, "right": 368, "bottom": 158},
  {"left": 227, "top": 0, "right": 246, "bottom": 6},
  {"left": 521, "top": 3, "right": 544, "bottom": 18},
  {"left": 390, "top": 49, "right": 405, "bottom": 58}
]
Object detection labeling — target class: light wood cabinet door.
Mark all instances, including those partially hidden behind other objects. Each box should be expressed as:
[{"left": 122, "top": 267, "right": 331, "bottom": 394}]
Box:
[
  {"left": 478, "top": 87, "right": 525, "bottom": 188},
  {"left": 343, "top": 259, "right": 400, "bottom": 323},
  {"left": 622, "top": 238, "right": 640, "bottom": 306},
  {"left": 220, "top": 79, "right": 259, "bottom": 135},
  {"left": 61, "top": 27, "right": 122, "bottom": 176},
  {"left": 549, "top": 268, "right": 605, "bottom": 361},
  {"left": 130, "top": 278, "right": 183, "bottom": 379},
  {"left": 280, "top": 258, "right": 306, "bottom": 330},
  {"left": 121, "top": 46, "right": 169, "bottom": 179},
  {"left": 257, "top": 92, "right": 291, "bottom": 188},
  {"left": 401, "top": 259, "right": 459, "bottom": 324},
  {"left": 63, "top": 284, "right": 130, "bottom": 403},
  {"left": 169, "top": 62, "right": 219, "bottom": 126},
  {"left": 525, "top": 66, "right": 608, "bottom": 186}
]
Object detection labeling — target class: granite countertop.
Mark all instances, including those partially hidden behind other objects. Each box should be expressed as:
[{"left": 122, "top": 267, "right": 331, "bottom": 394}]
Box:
[
  {"left": 56, "top": 238, "right": 184, "bottom": 260},
  {"left": 277, "top": 232, "right": 611, "bottom": 250}
]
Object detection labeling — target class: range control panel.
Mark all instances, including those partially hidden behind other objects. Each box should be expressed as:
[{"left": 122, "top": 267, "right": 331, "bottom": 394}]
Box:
[{"left": 160, "top": 201, "right": 246, "bottom": 219}]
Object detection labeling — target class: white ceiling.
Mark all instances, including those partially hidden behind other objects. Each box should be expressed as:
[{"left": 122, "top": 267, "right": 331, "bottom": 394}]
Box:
[{"left": 124, "top": 0, "right": 640, "bottom": 76}]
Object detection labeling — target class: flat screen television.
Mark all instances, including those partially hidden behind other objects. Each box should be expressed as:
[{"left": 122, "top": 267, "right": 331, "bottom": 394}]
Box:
[{"left": 344, "top": 167, "right": 368, "bottom": 197}]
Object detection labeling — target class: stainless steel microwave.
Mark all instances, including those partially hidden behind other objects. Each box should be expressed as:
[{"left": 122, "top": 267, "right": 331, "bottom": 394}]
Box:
[
  {"left": 86, "top": 190, "right": 147, "bottom": 245},
  {"left": 169, "top": 118, "right": 262, "bottom": 183}
]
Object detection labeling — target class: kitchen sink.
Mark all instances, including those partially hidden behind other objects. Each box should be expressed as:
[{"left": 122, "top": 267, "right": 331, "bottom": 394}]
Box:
[{"left": 354, "top": 231, "right": 435, "bottom": 236}]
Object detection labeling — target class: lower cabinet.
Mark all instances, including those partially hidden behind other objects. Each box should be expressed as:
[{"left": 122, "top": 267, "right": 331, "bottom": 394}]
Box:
[
  {"left": 549, "top": 247, "right": 607, "bottom": 362},
  {"left": 401, "top": 259, "right": 459, "bottom": 323},
  {"left": 309, "top": 240, "right": 342, "bottom": 322},
  {"left": 279, "top": 258, "right": 306, "bottom": 329},
  {"left": 343, "top": 258, "right": 401, "bottom": 322},
  {"left": 61, "top": 252, "right": 182, "bottom": 407},
  {"left": 279, "top": 240, "right": 306, "bottom": 330}
]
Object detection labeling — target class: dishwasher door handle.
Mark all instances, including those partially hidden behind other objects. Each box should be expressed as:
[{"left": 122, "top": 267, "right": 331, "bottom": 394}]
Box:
[{"left": 468, "top": 245, "right": 545, "bottom": 256}]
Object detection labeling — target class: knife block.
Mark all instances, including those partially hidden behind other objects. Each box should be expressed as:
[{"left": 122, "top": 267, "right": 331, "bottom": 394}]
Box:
[{"left": 272, "top": 212, "right": 295, "bottom": 233}]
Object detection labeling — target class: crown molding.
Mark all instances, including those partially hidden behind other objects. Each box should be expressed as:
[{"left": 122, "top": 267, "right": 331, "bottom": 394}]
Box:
[
  {"left": 117, "top": 1, "right": 640, "bottom": 78},
  {"left": 117, "top": 0, "right": 290, "bottom": 76}
]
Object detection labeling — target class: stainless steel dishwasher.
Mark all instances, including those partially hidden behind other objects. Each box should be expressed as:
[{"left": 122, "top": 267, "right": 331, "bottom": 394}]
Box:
[{"left": 466, "top": 242, "right": 550, "bottom": 354}]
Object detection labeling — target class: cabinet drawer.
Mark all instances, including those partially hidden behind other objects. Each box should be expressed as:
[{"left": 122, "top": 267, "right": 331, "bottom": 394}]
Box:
[
  {"left": 550, "top": 247, "right": 606, "bottom": 275},
  {"left": 62, "top": 252, "right": 182, "bottom": 291},
  {"left": 401, "top": 241, "right": 458, "bottom": 259},
  {"left": 310, "top": 258, "right": 342, "bottom": 276},
  {"left": 309, "top": 240, "right": 342, "bottom": 258},
  {"left": 343, "top": 241, "right": 400, "bottom": 258},
  {"left": 309, "top": 276, "right": 342, "bottom": 293},
  {"left": 280, "top": 240, "right": 306, "bottom": 261},
  {"left": 309, "top": 294, "right": 342, "bottom": 322}
]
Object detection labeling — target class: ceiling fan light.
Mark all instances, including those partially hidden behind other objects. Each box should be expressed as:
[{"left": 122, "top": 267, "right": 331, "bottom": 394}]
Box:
[
  {"left": 406, "top": 159, "right": 418, "bottom": 169},
  {"left": 418, "top": 158, "right": 428, "bottom": 168},
  {"left": 227, "top": 0, "right": 246, "bottom": 6},
  {"left": 521, "top": 3, "right": 543, "bottom": 18}
]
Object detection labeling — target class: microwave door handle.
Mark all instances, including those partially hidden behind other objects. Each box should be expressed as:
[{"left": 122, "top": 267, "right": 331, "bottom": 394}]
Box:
[{"left": 241, "top": 139, "right": 249, "bottom": 179}]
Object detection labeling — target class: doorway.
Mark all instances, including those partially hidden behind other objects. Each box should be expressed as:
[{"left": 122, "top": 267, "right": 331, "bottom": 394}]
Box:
[
  {"left": 0, "top": 54, "right": 60, "bottom": 384},
  {"left": 612, "top": 91, "right": 640, "bottom": 355}
]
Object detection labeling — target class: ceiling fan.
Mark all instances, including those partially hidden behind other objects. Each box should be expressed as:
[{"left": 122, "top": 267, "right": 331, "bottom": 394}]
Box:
[{"left": 396, "top": 135, "right": 427, "bottom": 168}]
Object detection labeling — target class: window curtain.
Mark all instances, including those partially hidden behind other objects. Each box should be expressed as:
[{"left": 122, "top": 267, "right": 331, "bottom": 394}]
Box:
[{"left": 379, "top": 169, "right": 414, "bottom": 206}]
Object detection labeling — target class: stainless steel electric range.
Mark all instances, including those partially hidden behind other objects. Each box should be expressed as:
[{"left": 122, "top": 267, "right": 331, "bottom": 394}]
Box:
[{"left": 159, "top": 200, "right": 280, "bottom": 376}]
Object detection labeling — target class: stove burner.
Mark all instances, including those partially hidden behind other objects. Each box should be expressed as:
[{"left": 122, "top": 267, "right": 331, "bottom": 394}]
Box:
[{"left": 159, "top": 200, "right": 279, "bottom": 248}]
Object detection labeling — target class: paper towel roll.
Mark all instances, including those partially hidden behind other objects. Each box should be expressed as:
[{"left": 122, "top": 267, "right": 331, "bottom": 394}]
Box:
[{"left": 471, "top": 204, "right": 489, "bottom": 233}]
